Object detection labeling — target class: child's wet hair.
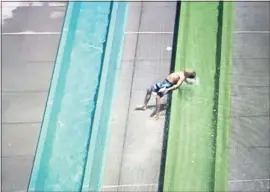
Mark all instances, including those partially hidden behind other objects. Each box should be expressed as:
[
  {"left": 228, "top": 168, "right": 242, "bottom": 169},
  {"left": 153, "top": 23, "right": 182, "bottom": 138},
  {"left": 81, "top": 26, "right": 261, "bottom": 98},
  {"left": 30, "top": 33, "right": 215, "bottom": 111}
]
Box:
[{"left": 188, "top": 71, "right": 196, "bottom": 79}]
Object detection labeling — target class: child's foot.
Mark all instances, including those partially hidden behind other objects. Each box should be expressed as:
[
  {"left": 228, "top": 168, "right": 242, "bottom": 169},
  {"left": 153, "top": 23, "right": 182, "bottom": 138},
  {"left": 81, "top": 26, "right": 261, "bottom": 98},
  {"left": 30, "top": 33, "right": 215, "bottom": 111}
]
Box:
[
  {"left": 150, "top": 112, "right": 159, "bottom": 120},
  {"left": 151, "top": 114, "right": 159, "bottom": 120}
]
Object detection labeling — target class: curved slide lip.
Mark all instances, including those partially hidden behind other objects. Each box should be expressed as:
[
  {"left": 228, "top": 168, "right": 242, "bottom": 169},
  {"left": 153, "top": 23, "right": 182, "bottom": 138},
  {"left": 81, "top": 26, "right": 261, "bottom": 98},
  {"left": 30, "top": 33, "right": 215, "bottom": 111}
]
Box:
[{"left": 28, "top": 2, "right": 128, "bottom": 191}]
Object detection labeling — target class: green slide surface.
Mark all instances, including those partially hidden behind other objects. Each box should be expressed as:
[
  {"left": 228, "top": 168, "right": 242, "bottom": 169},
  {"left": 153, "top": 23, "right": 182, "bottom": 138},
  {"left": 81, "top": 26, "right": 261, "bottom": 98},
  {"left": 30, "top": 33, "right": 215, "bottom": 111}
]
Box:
[{"left": 163, "top": 2, "right": 234, "bottom": 191}]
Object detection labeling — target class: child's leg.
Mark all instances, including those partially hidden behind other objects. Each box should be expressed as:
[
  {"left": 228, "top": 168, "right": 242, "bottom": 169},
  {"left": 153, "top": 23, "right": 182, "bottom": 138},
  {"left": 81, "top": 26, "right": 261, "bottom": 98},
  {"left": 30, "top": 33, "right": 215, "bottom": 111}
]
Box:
[{"left": 136, "top": 87, "right": 153, "bottom": 110}]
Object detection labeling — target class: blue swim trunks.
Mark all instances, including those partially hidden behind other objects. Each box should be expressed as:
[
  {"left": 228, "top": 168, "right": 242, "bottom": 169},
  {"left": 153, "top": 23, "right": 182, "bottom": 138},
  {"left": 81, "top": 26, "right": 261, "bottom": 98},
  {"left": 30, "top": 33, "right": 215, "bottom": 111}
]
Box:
[{"left": 152, "top": 79, "right": 174, "bottom": 97}]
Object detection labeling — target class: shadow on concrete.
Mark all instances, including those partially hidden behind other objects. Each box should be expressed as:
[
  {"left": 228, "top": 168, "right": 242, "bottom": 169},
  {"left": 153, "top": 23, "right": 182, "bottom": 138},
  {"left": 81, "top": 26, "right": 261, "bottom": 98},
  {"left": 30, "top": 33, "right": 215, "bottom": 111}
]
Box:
[{"left": 134, "top": 103, "right": 167, "bottom": 114}]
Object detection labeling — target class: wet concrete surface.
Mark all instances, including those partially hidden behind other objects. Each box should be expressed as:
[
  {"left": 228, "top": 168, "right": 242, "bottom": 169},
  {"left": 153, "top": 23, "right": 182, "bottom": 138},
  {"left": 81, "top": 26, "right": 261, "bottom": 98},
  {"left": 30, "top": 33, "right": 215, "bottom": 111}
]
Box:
[
  {"left": 1, "top": 2, "right": 66, "bottom": 191},
  {"left": 229, "top": 2, "right": 270, "bottom": 192},
  {"left": 101, "top": 2, "right": 176, "bottom": 192}
]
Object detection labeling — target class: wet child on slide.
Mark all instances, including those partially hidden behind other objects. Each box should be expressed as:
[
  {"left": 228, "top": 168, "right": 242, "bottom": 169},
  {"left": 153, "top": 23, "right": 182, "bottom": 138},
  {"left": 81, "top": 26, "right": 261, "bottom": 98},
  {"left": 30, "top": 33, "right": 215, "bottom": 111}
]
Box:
[{"left": 136, "top": 69, "right": 196, "bottom": 120}]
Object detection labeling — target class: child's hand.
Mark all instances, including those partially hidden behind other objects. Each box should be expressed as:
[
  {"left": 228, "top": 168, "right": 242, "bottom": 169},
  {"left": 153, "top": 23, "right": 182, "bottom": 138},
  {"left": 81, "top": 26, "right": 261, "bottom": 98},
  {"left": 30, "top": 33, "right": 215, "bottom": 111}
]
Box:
[{"left": 159, "top": 88, "right": 169, "bottom": 95}]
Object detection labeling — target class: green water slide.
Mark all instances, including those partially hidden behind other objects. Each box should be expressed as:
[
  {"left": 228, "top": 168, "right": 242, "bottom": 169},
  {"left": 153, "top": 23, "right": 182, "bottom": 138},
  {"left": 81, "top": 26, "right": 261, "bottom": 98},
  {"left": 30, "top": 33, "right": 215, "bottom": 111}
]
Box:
[{"left": 163, "top": 2, "right": 234, "bottom": 191}]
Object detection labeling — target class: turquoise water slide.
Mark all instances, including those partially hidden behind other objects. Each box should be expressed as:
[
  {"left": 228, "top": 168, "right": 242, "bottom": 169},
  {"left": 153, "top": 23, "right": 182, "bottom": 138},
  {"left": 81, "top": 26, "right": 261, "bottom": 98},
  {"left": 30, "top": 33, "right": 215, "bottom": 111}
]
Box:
[{"left": 28, "top": 2, "right": 128, "bottom": 191}]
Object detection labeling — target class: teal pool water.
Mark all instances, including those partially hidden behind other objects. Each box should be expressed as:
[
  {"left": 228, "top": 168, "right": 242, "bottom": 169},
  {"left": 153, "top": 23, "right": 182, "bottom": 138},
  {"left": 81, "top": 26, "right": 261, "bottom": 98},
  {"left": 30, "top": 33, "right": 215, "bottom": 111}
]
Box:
[{"left": 28, "top": 2, "right": 128, "bottom": 191}]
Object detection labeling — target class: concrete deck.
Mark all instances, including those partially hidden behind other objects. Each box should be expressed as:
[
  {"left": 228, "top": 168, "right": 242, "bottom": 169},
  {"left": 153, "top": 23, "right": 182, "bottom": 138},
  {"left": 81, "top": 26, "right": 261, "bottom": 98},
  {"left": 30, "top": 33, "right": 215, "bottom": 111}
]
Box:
[
  {"left": 1, "top": 2, "right": 66, "bottom": 191},
  {"left": 101, "top": 2, "right": 176, "bottom": 192},
  {"left": 229, "top": 2, "right": 270, "bottom": 191}
]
